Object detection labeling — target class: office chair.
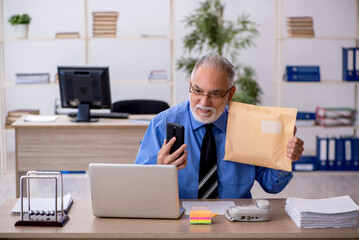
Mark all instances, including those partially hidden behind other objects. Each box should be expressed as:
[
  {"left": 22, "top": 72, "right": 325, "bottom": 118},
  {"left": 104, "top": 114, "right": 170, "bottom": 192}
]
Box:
[{"left": 111, "top": 99, "right": 170, "bottom": 114}]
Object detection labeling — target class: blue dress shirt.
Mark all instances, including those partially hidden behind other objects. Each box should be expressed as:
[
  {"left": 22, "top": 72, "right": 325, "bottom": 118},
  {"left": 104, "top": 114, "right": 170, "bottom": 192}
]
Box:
[{"left": 135, "top": 100, "right": 293, "bottom": 199}]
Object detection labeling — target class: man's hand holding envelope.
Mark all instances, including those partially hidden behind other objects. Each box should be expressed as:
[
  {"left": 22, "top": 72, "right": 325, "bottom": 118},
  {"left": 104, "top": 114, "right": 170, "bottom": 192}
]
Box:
[{"left": 224, "top": 101, "right": 304, "bottom": 172}]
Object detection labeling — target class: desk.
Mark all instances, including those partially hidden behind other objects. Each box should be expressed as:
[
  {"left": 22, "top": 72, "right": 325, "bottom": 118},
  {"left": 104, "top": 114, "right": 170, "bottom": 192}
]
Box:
[
  {"left": 12, "top": 115, "right": 153, "bottom": 197},
  {"left": 0, "top": 199, "right": 358, "bottom": 239}
]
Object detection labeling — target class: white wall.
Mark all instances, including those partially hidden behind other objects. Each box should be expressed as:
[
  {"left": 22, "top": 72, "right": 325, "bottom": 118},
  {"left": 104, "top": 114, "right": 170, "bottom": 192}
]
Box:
[{"left": 2, "top": 0, "right": 358, "bottom": 154}]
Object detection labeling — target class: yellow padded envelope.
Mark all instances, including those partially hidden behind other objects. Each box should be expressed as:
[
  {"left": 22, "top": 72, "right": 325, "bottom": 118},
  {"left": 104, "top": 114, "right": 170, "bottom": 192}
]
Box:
[{"left": 224, "top": 101, "right": 297, "bottom": 172}]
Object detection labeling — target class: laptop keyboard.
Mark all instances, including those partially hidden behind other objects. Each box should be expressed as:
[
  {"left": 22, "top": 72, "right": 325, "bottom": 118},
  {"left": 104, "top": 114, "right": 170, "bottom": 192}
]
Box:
[{"left": 68, "top": 112, "right": 129, "bottom": 119}]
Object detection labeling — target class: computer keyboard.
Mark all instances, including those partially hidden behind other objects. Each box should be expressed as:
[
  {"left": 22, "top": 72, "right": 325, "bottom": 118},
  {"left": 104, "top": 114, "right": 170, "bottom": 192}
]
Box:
[{"left": 68, "top": 112, "right": 129, "bottom": 119}]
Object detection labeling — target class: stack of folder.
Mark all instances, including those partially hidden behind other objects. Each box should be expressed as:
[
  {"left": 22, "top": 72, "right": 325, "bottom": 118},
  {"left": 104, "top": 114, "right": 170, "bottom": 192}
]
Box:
[
  {"left": 92, "top": 12, "right": 119, "bottom": 37},
  {"left": 315, "top": 107, "right": 356, "bottom": 127},
  {"left": 286, "top": 17, "right": 314, "bottom": 38},
  {"left": 285, "top": 195, "right": 359, "bottom": 228},
  {"left": 284, "top": 66, "right": 320, "bottom": 82}
]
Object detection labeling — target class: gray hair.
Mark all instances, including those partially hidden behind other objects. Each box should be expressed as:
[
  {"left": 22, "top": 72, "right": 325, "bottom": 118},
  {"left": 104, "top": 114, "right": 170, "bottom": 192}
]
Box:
[{"left": 190, "top": 54, "right": 235, "bottom": 85}]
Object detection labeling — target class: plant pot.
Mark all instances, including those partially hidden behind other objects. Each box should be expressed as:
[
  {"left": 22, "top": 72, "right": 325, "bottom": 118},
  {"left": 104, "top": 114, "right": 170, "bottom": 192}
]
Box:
[{"left": 15, "top": 24, "right": 29, "bottom": 39}]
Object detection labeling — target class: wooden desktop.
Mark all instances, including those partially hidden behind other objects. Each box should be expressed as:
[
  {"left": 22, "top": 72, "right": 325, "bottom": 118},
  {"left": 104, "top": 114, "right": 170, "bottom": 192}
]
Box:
[
  {"left": 0, "top": 199, "right": 358, "bottom": 239},
  {"left": 12, "top": 115, "right": 153, "bottom": 197}
]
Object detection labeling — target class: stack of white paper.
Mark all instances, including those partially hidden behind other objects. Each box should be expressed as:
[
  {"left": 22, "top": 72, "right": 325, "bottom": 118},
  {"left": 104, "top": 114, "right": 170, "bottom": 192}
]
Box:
[
  {"left": 24, "top": 115, "right": 58, "bottom": 122},
  {"left": 15, "top": 73, "right": 50, "bottom": 84},
  {"left": 285, "top": 195, "right": 359, "bottom": 228},
  {"left": 11, "top": 193, "right": 73, "bottom": 214}
]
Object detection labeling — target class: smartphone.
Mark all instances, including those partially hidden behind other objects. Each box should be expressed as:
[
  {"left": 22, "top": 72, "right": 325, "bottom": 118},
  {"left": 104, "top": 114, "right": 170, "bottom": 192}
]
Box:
[{"left": 166, "top": 122, "right": 185, "bottom": 157}]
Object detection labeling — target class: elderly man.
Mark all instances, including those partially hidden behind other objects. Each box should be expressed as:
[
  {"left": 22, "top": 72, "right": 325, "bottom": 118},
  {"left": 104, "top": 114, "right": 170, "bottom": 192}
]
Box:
[{"left": 135, "top": 54, "right": 304, "bottom": 199}]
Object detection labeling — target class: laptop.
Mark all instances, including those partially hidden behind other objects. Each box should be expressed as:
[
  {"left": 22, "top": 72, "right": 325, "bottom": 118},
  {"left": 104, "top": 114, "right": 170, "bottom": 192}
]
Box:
[{"left": 89, "top": 163, "right": 185, "bottom": 219}]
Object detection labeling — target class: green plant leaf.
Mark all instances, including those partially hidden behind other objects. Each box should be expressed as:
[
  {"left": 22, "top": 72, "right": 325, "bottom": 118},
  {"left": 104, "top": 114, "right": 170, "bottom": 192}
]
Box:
[
  {"left": 233, "top": 65, "right": 262, "bottom": 105},
  {"left": 176, "top": 57, "right": 199, "bottom": 77},
  {"left": 8, "top": 14, "right": 31, "bottom": 25}
]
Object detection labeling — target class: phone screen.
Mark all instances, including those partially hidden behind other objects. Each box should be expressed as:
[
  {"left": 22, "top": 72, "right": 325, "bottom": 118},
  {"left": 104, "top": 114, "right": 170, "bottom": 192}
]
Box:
[{"left": 166, "top": 122, "right": 185, "bottom": 157}]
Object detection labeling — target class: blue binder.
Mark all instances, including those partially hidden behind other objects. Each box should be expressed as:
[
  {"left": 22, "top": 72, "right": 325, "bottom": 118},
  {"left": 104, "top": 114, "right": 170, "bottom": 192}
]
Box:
[
  {"left": 286, "top": 73, "right": 320, "bottom": 82},
  {"left": 342, "top": 48, "right": 356, "bottom": 81},
  {"left": 344, "top": 138, "right": 353, "bottom": 170},
  {"left": 327, "top": 138, "right": 336, "bottom": 171},
  {"left": 293, "top": 156, "right": 317, "bottom": 171},
  {"left": 356, "top": 49, "right": 359, "bottom": 81},
  {"left": 286, "top": 66, "right": 320, "bottom": 74},
  {"left": 296, "top": 112, "right": 316, "bottom": 120},
  {"left": 335, "top": 138, "right": 344, "bottom": 171},
  {"left": 317, "top": 136, "right": 328, "bottom": 171},
  {"left": 352, "top": 138, "right": 359, "bottom": 170}
]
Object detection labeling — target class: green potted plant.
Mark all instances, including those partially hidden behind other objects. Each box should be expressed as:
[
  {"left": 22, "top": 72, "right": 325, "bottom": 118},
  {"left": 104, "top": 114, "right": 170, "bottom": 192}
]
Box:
[
  {"left": 8, "top": 14, "right": 32, "bottom": 39},
  {"left": 177, "top": 0, "right": 262, "bottom": 105}
]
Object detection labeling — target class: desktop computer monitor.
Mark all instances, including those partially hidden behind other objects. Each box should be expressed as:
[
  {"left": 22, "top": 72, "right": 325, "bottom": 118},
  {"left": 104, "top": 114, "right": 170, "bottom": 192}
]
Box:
[{"left": 58, "top": 66, "right": 111, "bottom": 122}]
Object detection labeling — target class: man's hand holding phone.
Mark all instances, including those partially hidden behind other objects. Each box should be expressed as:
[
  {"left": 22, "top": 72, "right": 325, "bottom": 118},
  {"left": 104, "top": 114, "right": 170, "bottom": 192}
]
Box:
[{"left": 157, "top": 123, "right": 188, "bottom": 170}]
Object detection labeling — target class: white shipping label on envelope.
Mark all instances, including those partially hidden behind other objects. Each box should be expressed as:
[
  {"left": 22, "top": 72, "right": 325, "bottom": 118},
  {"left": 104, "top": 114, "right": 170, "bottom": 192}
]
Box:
[{"left": 261, "top": 120, "right": 282, "bottom": 134}]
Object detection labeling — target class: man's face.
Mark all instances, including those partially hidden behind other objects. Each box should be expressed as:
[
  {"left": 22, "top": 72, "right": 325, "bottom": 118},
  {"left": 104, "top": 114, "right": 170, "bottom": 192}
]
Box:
[{"left": 189, "top": 65, "right": 236, "bottom": 124}]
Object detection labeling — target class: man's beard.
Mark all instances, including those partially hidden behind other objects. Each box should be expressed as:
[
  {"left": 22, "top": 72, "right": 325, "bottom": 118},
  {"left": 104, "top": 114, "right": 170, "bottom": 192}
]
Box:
[{"left": 190, "top": 103, "right": 226, "bottom": 124}]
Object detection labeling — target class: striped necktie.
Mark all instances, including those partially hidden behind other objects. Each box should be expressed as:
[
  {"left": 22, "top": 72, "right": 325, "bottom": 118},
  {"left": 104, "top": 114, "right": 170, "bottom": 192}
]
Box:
[{"left": 198, "top": 124, "right": 218, "bottom": 199}]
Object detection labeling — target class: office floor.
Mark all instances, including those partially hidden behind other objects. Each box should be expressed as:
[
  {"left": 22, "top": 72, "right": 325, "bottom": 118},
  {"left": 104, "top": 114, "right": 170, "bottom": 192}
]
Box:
[{"left": 1, "top": 168, "right": 359, "bottom": 206}]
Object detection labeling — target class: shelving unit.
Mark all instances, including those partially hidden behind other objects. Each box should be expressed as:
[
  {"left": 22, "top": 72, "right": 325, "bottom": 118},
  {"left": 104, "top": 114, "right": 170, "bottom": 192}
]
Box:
[
  {"left": 273, "top": 0, "right": 359, "bottom": 142},
  {"left": 0, "top": 0, "right": 175, "bottom": 175},
  {"left": 0, "top": 0, "right": 5, "bottom": 176}
]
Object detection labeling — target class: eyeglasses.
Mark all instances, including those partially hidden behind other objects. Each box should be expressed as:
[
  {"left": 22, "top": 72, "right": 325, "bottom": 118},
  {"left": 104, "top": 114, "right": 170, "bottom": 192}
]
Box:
[{"left": 189, "top": 84, "right": 233, "bottom": 99}]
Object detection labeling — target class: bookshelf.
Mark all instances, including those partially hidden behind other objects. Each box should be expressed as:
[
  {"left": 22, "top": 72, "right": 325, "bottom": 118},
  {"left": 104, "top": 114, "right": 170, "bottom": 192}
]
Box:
[
  {"left": 0, "top": 0, "right": 175, "bottom": 175},
  {"left": 0, "top": 0, "right": 5, "bottom": 176},
  {"left": 273, "top": 0, "right": 359, "bottom": 154}
]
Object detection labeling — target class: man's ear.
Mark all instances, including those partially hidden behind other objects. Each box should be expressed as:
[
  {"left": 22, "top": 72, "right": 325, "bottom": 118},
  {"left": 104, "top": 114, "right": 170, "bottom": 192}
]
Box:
[{"left": 227, "top": 85, "right": 236, "bottom": 102}]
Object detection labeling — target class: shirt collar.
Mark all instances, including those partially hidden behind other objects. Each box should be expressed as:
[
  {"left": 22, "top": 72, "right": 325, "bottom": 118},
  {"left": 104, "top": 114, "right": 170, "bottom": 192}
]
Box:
[{"left": 187, "top": 100, "right": 228, "bottom": 133}]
